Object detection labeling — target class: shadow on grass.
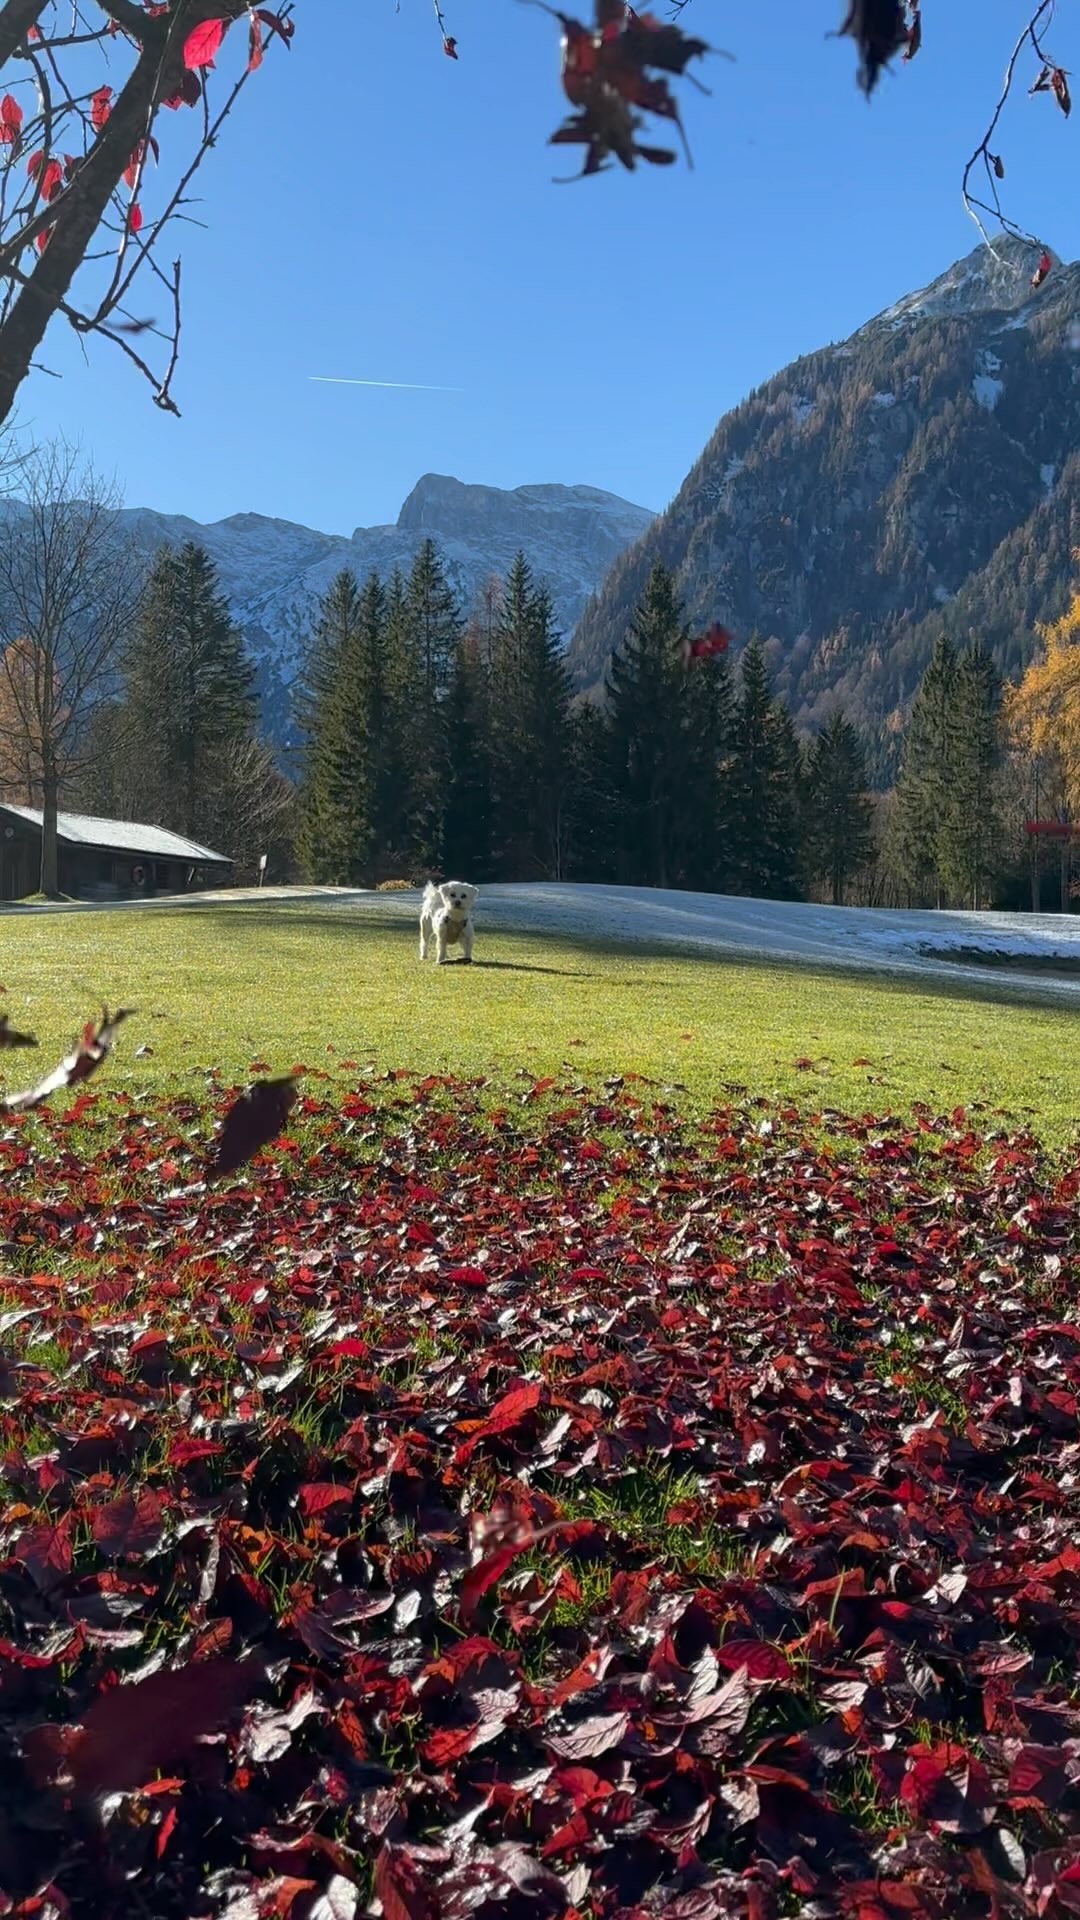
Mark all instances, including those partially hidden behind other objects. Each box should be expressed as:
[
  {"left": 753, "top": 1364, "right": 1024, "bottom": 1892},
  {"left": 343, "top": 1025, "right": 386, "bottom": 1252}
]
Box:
[{"left": 111, "top": 900, "right": 1080, "bottom": 1022}]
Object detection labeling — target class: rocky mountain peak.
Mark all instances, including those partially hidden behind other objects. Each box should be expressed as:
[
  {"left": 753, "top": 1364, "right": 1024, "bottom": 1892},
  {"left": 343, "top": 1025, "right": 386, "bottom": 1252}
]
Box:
[
  {"left": 861, "top": 235, "right": 1071, "bottom": 334},
  {"left": 569, "top": 238, "right": 1080, "bottom": 780}
]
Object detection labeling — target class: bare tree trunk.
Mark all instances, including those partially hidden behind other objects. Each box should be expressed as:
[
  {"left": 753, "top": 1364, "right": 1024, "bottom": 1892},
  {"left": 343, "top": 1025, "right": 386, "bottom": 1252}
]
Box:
[{"left": 39, "top": 756, "right": 58, "bottom": 897}]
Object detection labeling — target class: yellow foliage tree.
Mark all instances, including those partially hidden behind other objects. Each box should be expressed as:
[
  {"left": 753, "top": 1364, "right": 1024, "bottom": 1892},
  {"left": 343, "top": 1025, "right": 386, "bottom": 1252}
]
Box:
[{"left": 1006, "top": 561, "right": 1080, "bottom": 821}]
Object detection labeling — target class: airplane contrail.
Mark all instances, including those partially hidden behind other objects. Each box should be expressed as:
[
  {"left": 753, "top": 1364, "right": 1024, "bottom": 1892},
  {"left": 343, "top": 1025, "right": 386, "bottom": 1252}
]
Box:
[{"left": 309, "top": 375, "right": 464, "bottom": 393}]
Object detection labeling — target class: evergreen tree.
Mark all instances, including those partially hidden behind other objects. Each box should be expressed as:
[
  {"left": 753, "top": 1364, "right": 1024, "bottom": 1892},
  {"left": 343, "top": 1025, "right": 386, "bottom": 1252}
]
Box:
[
  {"left": 891, "top": 636, "right": 957, "bottom": 905},
  {"left": 565, "top": 700, "right": 616, "bottom": 882},
  {"left": 939, "top": 644, "right": 1003, "bottom": 908},
  {"left": 442, "top": 630, "right": 494, "bottom": 877},
  {"left": 295, "top": 568, "right": 365, "bottom": 883},
  {"left": 407, "top": 537, "right": 460, "bottom": 701},
  {"left": 805, "top": 709, "right": 875, "bottom": 903},
  {"left": 121, "top": 542, "right": 256, "bottom": 848},
  {"left": 726, "top": 636, "right": 803, "bottom": 899},
  {"left": 386, "top": 543, "right": 461, "bottom": 873},
  {"left": 606, "top": 563, "right": 726, "bottom": 889},
  {"left": 381, "top": 569, "right": 415, "bottom": 871},
  {"left": 489, "top": 556, "right": 575, "bottom": 878}
]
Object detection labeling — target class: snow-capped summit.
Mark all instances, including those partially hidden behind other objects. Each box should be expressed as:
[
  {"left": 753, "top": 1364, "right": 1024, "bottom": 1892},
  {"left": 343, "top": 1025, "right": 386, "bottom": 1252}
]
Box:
[
  {"left": 98, "top": 475, "right": 654, "bottom": 745},
  {"left": 863, "top": 234, "right": 1071, "bottom": 333}
]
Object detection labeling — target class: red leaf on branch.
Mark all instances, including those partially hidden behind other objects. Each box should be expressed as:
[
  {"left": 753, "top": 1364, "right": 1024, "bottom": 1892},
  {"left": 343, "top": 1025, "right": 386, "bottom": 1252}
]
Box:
[
  {"left": 1052, "top": 67, "right": 1072, "bottom": 117},
  {"left": 253, "top": 10, "right": 295, "bottom": 47},
  {"left": 164, "top": 71, "right": 202, "bottom": 110},
  {"left": 247, "top": 12, "right": 263, "bottom": 71},
  {"left": 127, "top": 203, "right": 143, "bottom": 234},
  {"left": 0, "top": 94, "right": 23, "bottom": 147},
  {"left": 443, "top": 36, "right": 458, "bottom": 58},
  {"left": 90, "top": 86, "right": 112, "bottom": 130},
  {"left": 183, "top": 18, "right": 226, "bottom": 70},
  {"left": 1032, "top": 250, "right": 1053, "bottom": 289},
  {"left": 27, "top": 151, "right": 64, "bottom": 203}
]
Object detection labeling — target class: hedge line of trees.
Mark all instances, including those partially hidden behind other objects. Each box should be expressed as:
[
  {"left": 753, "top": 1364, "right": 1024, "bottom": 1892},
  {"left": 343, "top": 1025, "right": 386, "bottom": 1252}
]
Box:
[{"left": 295, "top": 546, "right": 876, "bottom": 903}]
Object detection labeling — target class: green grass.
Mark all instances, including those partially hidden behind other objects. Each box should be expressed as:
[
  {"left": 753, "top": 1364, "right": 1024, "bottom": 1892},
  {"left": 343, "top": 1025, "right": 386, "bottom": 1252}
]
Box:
[{"left": 0, "top": 898, "right": 1077, "bottom": 1134}]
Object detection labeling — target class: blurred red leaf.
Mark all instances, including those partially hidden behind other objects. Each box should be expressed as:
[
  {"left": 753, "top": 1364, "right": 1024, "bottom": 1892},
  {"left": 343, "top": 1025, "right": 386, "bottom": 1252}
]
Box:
[
  {"left": 67, "top": 1656, "right": 265, "bottom": 1795},
  {"left": 210, "top": 1075, "right": 298, "bottom": 1179}
]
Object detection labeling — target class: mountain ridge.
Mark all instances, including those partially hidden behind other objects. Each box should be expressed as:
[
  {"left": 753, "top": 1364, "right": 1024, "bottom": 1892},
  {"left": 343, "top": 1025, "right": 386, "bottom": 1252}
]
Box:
[
  {"left": 0, "top": 475, "right": 655, "bottom": 749},
  {"left": 568, "top": 235, "right": 1080, "bottom": 777}
]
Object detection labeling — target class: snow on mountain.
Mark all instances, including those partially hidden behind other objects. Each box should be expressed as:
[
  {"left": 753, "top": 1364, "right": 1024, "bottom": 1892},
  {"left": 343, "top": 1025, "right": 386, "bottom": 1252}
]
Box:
[
  {"left": 116, "top": 475, "right": 654, "bottom": 744},
  {"left": 861, "top": 234, "right": 1066, "bottom": 333},
  {"left": 569, "top": 236, "right": 1080, "bottom": 778}
]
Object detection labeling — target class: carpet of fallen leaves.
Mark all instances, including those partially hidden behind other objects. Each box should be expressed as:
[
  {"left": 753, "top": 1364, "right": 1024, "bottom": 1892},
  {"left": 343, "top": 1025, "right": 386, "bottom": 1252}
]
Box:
[{"left": 2, "top": 1068, "right": 1080, "bottom": 1920}]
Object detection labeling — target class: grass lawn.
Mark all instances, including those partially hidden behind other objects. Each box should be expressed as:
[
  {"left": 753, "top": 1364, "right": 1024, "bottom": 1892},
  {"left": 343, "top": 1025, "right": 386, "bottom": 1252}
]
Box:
[{"left": 0, "top": 896, "right": 1077, "bottom": 1135}]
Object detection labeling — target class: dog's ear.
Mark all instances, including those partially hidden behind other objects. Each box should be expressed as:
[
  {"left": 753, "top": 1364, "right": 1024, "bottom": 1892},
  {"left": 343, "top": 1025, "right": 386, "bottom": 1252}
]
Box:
[{"left": 465, "top": 884, "right": 479, "bottom": 905}]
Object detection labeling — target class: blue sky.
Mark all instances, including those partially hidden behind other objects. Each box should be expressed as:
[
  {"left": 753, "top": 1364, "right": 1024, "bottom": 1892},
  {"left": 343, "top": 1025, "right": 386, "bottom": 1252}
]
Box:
[{"left": 15, "top": 0, "right": 1080, "bottom": 532}]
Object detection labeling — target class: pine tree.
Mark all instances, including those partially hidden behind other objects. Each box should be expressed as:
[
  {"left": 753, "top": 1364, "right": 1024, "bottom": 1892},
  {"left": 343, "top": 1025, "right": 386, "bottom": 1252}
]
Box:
[
  {"left": 121, "top": 542, "right": 256, "bottom": 849},
  {"left": 939, "top": 644, "right": 1003, "bottom": 908},
  {"left": 891, "top": 636, "right": 957, "bottom": 906},
  {"left": 391, "top": 543, "right": 461, "bottom": 873},
  {"left": 565, "top": 700, "right": 616, "bottom": 882},
  {"left": 488, "top": 556, "right": 575, "bottom": 878},
  {"left": 296, "top": 570, "right": 396, "bottom": 885},
  {"left": 605, "top": 563, "right": 727, "bottom": 890},
  {"left": 296, "top": 570, "right": 359, "bottom": 883},
  {"left": 726, "top": 637, "right": 803, "bottom": 899},
  {"left": 442, "top": 630, "right": 494, "bottom": 877},
  {"left": 805, "top": 709, "right": 875, "bottom": 903}
]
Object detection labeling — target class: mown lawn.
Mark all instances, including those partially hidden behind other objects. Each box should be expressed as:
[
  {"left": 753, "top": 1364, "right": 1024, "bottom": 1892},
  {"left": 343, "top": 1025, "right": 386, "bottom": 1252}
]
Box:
[{"left": 0, "top": 897, "right": 1077, "bottom": 1134}]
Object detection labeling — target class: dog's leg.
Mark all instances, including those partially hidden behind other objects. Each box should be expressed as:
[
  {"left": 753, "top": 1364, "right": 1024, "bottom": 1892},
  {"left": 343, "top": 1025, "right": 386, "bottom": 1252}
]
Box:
[
  {"left": 435, "top": 921, "right": 449, "bottom": 965},
  {"left": 461, "top": 921, "right": 473, "bottom": 964},
  {"left": 419, "top": 914, "right": 429, "bottom": 962}
]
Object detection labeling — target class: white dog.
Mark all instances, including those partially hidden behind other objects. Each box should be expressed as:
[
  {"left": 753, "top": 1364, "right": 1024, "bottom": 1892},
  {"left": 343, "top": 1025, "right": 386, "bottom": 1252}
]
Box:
[{"left": 419, "top": 880, "right": 479, "bottom": 965}]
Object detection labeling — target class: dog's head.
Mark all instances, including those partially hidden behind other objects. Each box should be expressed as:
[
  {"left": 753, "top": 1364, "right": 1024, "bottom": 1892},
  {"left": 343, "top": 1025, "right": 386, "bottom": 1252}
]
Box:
[{"left": 439, "top": 881, "right": 478, "bottom": 915}]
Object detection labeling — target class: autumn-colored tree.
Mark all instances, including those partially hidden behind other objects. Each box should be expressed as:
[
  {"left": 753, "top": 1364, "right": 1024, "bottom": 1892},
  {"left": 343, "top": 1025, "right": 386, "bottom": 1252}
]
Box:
[
  {"left": 0, "top": 634, "right": 45, "bottom": 800},
  {"left": 1007, "top": 569, "right": 1080, "bottom": 821}
]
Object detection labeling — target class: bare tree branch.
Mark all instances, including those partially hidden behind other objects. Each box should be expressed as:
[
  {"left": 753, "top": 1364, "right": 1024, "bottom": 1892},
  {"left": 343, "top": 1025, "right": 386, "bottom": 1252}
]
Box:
[
  {"left": 0, "top": 0, "right": 293, "bottom": 429},
  {"left": 0, "top": 438, "right": 142, "bottom": 892},
  {"left": 961, "top": 1, "right": 1058, "bottom": 258}
]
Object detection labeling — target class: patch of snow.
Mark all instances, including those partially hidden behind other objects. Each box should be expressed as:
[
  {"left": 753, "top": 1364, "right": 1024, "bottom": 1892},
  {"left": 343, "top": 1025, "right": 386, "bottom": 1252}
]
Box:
[
  {"left": 933, "top": 585, "right": 951, "bottom": 604},
  {"left": 15, "top": 884, "right": 1080, "bottom": 1003},
  {"left": 870, "top": 391, "right": 896, "bottom": 409},
  {"left": 859, "top": 237, "right": 1060, "bottom": 338},
  {"left": 1041, "top": 462, "right": 1056, "bottom": 494},
  {"left": 976, "top": 348, "right": 1002, "bottom": 374},
  {"left": 973, "top": 373, "right": 1004, "bottom": 411},
  {"left": 833, "top": 345, "right": 853, "bottom": 359},
  {"left": 790, "top": 397, "right": 815, "bottom": 426},
  {"left": 724, "top": 456, "right": 745, "bottom": 483}
]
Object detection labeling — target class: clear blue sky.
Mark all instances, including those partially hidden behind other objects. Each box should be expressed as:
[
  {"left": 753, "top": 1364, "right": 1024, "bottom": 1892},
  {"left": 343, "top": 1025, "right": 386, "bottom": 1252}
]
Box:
[{"left": 15, "top": 0, "right": 1080, "bottom": 532}]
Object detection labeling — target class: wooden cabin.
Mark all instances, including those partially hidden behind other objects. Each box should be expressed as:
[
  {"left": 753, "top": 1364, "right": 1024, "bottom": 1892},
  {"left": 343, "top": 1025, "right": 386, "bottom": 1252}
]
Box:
[{"left": 0, "top": 805, "right": 233, "bottom": 902}]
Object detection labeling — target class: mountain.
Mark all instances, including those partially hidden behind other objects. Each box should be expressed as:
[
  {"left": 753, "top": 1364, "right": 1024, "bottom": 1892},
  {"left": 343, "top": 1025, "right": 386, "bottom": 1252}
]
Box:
[
  {"left": 569, "top": 236, "right": 1080, "bottom": 776},
  {"left": 115, "top": 476, "right": 654, "bottom": 744}
]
